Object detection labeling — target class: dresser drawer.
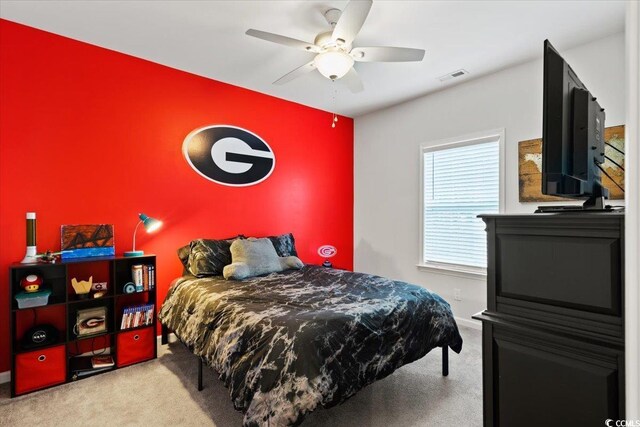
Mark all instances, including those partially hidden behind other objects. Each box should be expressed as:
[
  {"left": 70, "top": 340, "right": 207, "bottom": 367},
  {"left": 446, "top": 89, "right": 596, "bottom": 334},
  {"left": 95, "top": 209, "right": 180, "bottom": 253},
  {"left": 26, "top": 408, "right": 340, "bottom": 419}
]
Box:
[
  {"left": 496, "top": 232, "right": 621, "bottom": 315},
  {"left": 491, "top": 326, "right": 622, "bottom": 426},
  {"left": 15, "top": 345, "right": 66, "bottom": 395},
  {"left": 116, "top": 327, "right": 155, "bottom": 367}
]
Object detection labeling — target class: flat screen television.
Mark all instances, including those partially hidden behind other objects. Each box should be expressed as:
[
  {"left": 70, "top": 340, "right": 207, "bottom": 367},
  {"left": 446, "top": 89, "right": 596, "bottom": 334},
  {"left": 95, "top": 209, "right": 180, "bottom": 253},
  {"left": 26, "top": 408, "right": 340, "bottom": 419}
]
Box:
[{"left": 538, "top": 39, "right": 614, "bottom": 212}]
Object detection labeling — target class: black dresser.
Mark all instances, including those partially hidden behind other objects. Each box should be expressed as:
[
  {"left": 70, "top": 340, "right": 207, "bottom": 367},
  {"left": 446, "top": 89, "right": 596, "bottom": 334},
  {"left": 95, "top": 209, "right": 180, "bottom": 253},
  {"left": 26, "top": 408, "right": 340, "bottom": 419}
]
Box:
[{"left": 473, "top": 213, "right": 625, "bottom": 426}]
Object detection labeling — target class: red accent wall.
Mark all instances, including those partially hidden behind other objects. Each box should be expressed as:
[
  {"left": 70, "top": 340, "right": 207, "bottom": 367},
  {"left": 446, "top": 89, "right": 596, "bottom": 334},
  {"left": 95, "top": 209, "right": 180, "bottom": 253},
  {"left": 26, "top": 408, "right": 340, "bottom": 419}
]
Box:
[{"left": 0, "top": 20, "right": 353, "bottom": 373}]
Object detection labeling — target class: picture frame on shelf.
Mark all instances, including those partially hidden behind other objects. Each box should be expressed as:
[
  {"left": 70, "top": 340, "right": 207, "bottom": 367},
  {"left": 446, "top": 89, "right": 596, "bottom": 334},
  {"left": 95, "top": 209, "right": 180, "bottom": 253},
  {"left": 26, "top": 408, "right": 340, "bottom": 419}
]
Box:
[{"left": 75, "top": 306, "right": 107, "bottom": 338}]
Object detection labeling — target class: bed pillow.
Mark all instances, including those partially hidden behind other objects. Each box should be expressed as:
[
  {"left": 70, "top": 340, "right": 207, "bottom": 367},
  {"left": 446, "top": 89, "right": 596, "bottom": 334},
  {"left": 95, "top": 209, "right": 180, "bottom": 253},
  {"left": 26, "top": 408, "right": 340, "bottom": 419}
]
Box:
[
  {"left": 223, "top": 238, "right": 303, "bottom": 280},
  {"left": 187, "top": 236, "right": 243, "bottom": 277},
  {"left": 177, "top": 245, "right": 191, "bottom": 274},
  {"left": 266, "top": 233, "right": 298, "bottom": 257}
]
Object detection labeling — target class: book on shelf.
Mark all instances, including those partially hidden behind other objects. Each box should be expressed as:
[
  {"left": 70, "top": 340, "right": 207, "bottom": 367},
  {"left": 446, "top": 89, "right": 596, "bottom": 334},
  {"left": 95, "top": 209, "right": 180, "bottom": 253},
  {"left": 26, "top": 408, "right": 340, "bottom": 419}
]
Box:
[
  {"left": 71, "top": 355, "right": 114, "bottom": 379},
  {"left": 148, "top": 265, "right": 155, "bottom": 290},
  {"left": 132, "top": 265, "right": 143, "bottom": 292},
  {"left": 120, "top": 303, "right": 154, "bottom": 330},
  {"left": 131, "top": 264, "right": 155, "bottom": 292},
  {"left": 143, "top": 265, "right": 149, "bottom": 291},
  {"left": 73, "top": 366, "right": 112, "bottom": 379},
  {"left": 91, "top": 355, "right": 114, "bottom": 368}
]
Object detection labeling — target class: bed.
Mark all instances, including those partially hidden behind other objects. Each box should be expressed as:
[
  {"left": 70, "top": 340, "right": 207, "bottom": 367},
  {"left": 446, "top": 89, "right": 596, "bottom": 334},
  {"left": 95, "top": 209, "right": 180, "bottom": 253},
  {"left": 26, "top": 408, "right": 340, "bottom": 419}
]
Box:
[{"left": 159, "top": 264, "right": 462, "bottom": 426}]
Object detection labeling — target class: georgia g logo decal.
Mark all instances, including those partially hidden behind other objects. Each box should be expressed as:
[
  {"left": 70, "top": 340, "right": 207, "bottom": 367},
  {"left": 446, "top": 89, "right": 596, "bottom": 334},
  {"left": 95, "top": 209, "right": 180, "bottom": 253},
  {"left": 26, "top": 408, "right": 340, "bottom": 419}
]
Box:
[{"left": 183, "top": 125, "right": 275, "bottom": 186}]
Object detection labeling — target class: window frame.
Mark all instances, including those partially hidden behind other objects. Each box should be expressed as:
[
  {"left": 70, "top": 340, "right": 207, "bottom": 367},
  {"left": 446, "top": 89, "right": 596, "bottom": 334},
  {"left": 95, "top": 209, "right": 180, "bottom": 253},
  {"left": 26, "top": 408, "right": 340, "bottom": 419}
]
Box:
[{"left": 418, "top": 128, "right": 505, "bottom": 278}]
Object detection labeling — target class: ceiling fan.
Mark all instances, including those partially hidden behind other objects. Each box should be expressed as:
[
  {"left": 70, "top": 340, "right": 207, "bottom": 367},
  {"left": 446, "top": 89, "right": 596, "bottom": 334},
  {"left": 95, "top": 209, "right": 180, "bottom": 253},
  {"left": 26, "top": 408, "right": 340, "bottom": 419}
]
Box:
[{"left": 245, "top": 0, "right": 425, "bottom": 93}]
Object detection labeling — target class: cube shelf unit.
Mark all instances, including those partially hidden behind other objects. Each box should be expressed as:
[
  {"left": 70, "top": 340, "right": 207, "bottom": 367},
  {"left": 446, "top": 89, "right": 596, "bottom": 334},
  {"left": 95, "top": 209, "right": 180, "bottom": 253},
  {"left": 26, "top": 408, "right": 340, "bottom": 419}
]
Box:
[{"left": 9, "top": 255, "right": 157, "bottom": 397}]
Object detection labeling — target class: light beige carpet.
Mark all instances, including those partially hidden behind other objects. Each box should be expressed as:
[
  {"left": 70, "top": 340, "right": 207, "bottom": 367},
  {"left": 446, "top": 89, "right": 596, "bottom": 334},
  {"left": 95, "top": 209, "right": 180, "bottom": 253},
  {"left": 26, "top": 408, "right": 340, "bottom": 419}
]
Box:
[{"left": 0, "top": 325, "right": 481, "bottom": 427}]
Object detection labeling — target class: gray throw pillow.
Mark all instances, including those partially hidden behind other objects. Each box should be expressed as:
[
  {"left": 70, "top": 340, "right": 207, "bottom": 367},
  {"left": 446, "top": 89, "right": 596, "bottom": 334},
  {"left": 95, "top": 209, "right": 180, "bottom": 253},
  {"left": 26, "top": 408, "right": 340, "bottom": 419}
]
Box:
[{"left": 223, "top": 238, "right": 303, "bottom": 280}]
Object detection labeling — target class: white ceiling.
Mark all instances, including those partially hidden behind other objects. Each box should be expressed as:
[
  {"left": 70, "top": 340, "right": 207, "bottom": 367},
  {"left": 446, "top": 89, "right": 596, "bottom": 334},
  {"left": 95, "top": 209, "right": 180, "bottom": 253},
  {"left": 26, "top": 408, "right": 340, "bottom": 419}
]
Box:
[{"left": 0, "top": 0, "right": 625, "bottom": 117}]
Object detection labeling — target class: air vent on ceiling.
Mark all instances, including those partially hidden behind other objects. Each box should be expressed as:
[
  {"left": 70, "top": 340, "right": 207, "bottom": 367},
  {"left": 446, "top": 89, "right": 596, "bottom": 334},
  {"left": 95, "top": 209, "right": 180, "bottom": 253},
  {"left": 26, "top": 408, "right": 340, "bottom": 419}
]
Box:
[{"left": 438, "top": 69, "right": 469, "bottom": 82}]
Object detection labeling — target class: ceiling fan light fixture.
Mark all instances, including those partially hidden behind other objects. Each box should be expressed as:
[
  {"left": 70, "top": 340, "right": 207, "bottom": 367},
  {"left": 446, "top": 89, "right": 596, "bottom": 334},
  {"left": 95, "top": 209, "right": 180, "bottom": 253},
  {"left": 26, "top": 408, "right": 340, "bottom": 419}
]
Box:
[
  {"left": 314, "top": 51, "right": 354, "bottom": 80},
  {"left": 246, "top": 0, "right": 423, "bottom": 92}
]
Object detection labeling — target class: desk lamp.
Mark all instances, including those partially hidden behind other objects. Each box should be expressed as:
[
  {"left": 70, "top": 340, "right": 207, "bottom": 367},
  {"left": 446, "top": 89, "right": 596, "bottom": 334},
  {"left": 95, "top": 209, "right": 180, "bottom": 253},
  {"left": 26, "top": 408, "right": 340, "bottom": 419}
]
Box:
[{"left": 124, "top": 213, "right": 162, "bottom": 257}]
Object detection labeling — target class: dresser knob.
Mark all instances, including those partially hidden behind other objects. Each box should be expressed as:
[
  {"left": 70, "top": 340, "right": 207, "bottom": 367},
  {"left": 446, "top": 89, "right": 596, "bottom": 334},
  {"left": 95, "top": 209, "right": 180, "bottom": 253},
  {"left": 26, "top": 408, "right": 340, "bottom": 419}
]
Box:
[
  {"left": 133, "top": 335, "right": 140, "bottom": 341},
  {"left": 37, "top": 355, "right": 46, "bottom": 362}
]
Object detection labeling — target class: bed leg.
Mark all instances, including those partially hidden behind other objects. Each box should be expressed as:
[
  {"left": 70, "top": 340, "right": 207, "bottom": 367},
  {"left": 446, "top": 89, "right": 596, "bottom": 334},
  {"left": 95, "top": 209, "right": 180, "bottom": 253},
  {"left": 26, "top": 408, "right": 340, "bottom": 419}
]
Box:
[
  {"left": 197, "top": 357, "right": 203, "bottom": 391},
  {"left": 161, "top": 324, "right": 169, "bottom": 345},
  {"left": 442, "top": 346, "right": 449, "bottom": 377}
]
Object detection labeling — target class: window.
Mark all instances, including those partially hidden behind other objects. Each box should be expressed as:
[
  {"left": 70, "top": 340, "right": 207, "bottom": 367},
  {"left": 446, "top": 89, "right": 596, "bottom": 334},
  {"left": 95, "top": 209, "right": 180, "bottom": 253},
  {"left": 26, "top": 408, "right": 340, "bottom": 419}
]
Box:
[{"left": 420, "top": 129, "right": 504, "bottom": 276}]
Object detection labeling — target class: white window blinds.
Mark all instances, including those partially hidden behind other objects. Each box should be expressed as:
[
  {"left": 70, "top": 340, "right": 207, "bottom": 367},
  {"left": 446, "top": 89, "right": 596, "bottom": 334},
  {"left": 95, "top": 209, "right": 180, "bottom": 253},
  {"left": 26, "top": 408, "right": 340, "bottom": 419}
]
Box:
[{"left": 423, "top": 139, "right": 500, "bottom": 268}]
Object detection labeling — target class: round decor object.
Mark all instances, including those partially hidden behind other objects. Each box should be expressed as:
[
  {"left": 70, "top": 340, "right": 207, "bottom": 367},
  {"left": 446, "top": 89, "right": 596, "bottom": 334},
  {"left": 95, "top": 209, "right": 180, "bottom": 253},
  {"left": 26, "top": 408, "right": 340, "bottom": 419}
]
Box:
[
  {"left": 22, "top": 324, "right": 58, "bottom": 349},
  {"left": 318, "top": 245, "right": 337, "bottom": 258},
  {"left": 183, "top": 125, "right": 275, "bottom": 187},
  {"left": 123, "top": 282, "right": 137, "bottom": 294},
  {"left": 20, "top": 274, "right": 43, "bottom": 293}
]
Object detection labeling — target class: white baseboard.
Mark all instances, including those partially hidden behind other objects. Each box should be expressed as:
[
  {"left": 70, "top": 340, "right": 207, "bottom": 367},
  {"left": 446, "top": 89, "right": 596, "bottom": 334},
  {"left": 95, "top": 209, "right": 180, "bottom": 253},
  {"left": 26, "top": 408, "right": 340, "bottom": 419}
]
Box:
[
  {"left": 0, "top": 370, "right": 10, "bottom": 384},
  {"left": 455, "top": 316, "right": 482, "bottom": 330}
]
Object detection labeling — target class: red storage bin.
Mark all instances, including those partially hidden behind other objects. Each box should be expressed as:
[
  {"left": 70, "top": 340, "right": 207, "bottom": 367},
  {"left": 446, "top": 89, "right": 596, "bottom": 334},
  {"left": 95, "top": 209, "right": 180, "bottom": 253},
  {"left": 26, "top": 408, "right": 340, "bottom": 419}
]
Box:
[
  {"left": 15, "top": 345, "right": 66, "bottom": 395},
  {"left": 116, "top": 327, "right": 155, "bottom": 367}
]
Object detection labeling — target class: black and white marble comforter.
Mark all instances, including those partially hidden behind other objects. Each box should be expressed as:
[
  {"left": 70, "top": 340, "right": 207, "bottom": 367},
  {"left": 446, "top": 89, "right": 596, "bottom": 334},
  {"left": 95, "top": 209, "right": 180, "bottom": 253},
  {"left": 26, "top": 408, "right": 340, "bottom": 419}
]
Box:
[{"left": 158, "top": 265, "right": 463, "bottom": 426}]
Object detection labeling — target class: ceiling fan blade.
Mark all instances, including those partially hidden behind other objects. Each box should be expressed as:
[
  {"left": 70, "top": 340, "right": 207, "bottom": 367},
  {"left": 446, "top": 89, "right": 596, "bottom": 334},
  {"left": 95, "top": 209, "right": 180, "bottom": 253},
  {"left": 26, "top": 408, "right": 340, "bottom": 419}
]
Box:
[
  {"left": 246, "top": 29, "right": 320, "bottom": 53},
  {"left": 273, "top": 61, "right": 317, "bottom": 85},
  {"left": 331, "top": 0, "right": 373, "bottom": 46},
  {"left": 342, "top": 68, "right": 364, "bottom": 93},
  {"left": 351, "top": 46, "right": 426, "bottom": 62}
]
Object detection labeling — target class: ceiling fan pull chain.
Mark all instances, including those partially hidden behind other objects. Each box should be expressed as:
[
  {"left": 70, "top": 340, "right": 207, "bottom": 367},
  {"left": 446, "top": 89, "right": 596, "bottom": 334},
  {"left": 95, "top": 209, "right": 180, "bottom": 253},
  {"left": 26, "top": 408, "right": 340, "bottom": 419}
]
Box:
[{"left": 331, "top": 85, "right": 338, "bottom": 128}]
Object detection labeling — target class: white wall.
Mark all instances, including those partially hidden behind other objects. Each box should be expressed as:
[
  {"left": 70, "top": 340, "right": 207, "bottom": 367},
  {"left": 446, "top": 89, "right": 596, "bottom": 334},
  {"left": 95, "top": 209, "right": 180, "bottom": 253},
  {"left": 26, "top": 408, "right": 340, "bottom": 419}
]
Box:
[
  {"left": 354, "top": 33, "right": 626, "bottom": 324},
  {"left": 625, "top": 0, "right": 639, "bottom": 418}
]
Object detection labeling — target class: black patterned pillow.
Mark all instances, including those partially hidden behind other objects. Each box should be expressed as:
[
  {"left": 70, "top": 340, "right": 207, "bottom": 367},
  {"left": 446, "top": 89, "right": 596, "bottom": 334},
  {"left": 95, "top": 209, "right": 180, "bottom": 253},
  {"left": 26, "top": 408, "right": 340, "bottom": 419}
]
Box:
[
  {"left": 177, "top": 245, "right": 190, "bottom": 273},
  {"left": 267, "top": 233, "right": 298, "bottom": 257},
  {"left": 187, "top": 236, "right": 243, "bottom": 277}
]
